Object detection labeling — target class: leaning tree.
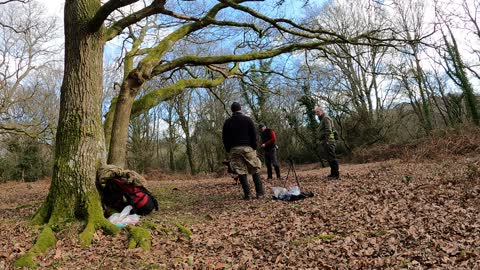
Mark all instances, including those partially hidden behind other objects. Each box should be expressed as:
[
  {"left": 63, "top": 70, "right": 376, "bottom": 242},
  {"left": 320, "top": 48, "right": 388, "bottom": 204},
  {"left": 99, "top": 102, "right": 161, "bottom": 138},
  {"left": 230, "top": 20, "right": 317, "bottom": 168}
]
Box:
[{"left": 15, "top": 0, "right": 391, "bottom": 267}]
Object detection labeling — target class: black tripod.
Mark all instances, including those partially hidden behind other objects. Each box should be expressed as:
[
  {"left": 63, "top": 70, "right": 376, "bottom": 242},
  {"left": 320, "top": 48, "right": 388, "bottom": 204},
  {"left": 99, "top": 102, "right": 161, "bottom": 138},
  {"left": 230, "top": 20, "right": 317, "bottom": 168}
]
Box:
[{"left": 283, "top": 157, "right": 301, "bottom": 189}]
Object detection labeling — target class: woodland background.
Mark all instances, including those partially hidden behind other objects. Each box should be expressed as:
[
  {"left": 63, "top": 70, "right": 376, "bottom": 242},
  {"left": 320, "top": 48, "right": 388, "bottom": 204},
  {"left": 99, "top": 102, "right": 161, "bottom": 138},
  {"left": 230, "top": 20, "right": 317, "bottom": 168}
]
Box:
[
  {"left": 1, "top": 0, "right": 480, "bottom": 268},
  {"left": 1, "top": 0, "right": 479, "bottom": 181}
]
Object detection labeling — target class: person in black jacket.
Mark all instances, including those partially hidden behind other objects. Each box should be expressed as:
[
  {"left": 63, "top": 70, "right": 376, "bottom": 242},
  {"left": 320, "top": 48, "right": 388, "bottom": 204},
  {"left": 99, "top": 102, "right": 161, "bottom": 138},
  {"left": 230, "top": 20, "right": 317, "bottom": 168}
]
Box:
[
  {"left": 259, "top": 124, "right": 281, "bottom": 180},
  {"left": 222, "top": 102, "right": 265, "bottom": 200}
]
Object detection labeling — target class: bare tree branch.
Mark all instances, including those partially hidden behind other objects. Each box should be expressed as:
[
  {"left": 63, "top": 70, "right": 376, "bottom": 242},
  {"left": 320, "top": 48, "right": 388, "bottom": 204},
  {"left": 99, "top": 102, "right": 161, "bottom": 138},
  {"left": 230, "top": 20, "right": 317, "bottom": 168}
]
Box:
[
  {"left": 208, "top": 19, "right": 262, "bottom": 35},
  {"left": 104, "top": 0, "right": 167, "bottom": 41},
  {"left": 0, "top": 21, "right": 26, "bottom": 34},
  {"left": 158, "top": 8, "right": 200, "bottom": 21},
  {"left": 130, "top": 64, "right": 239, "bottom": 118},
  {"left": 88, "top": 0, "right": 140, "bottom": 33},
  {"left": 151, "top": 40, "right": 341, "bottom": 76},
  {"left": 0, "top": 0, "right": 28, "bottom": 4}
]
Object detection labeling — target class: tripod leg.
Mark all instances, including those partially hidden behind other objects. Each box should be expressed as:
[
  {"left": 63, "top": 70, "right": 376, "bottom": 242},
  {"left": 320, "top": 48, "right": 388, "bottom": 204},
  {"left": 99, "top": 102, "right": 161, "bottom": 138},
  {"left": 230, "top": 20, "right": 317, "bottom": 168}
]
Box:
[
  {"left": 290, "top": 160, "right": 301, "bottom": 190},
  {"left": 285, "top": 162, "right": 291, "bottom": 180}
]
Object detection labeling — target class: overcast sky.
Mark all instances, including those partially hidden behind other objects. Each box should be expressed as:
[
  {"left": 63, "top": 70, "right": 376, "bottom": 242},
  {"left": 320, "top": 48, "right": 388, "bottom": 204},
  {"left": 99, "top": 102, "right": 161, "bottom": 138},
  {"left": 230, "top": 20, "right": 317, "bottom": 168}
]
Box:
[{"left": 37, "top": 0, "right": 64, "bottom": 15}]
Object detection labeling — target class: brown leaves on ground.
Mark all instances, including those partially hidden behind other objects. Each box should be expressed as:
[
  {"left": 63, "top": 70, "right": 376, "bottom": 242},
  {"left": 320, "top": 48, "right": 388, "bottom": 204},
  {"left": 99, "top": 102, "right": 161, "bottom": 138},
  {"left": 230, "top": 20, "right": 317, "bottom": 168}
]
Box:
[{"left": 1, "top": 156, "right": 479, "bottom": 269}]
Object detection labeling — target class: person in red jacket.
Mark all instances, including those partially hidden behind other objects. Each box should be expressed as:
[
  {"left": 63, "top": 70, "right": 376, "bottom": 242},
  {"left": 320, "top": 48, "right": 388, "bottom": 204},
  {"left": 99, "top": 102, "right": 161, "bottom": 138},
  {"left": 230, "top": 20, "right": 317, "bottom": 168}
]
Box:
[{"left": 259, "top": 124, "right": 281, "bottom": 180}]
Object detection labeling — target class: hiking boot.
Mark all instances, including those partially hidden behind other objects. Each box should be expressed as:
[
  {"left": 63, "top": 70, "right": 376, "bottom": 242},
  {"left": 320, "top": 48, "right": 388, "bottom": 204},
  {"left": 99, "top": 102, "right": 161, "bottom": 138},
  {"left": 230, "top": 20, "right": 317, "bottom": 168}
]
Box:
[
  {"left": 327, "top": 171, "right": 340, "bottom": 180},
  {"left": 327, "top": 174, "right": 340, "bottom": 180},
  {"left": 327, "top": 160, "right": 340, "bottom": 180},
  {"left": 256, "top": 194, "right": 265, "bottom": 200},
  {"left": 238, "top": 175, "right": 252, "bottom": 200},
  {"left": 243, "top": 195, "right": 253, "bottom": 200},
  {"left": 252, "top": 173, "right": 265, "bottom": 198}
]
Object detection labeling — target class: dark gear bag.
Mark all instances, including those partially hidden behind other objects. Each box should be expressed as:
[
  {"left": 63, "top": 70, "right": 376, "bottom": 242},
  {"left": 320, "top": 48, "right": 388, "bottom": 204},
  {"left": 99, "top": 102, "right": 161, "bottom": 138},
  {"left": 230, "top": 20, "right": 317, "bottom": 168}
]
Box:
[
  {"left": 101, "top": 179, "right": 126, "bottom": 212},
  {"left": 101, "top": 178, "right": 159, "bottom": 216}
]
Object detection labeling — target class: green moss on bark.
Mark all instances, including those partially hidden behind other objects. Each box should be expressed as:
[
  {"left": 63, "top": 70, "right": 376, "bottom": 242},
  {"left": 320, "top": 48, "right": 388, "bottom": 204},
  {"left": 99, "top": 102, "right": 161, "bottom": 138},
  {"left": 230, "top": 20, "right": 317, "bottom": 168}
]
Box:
[
  {"left": 79, "top": 191, "right": 120, "bottom": 247},
  {"left": 128, "top": 226, "right": 151, "bottom": 251},
  {"left": 14, "top": 226, "right": 56, "bottom": 269},
  {"left": 30, "top": 201, "right": 51, "bottom": 226},
  {"left": 130, "top": 68, "right": 236, "bottom": 118}
]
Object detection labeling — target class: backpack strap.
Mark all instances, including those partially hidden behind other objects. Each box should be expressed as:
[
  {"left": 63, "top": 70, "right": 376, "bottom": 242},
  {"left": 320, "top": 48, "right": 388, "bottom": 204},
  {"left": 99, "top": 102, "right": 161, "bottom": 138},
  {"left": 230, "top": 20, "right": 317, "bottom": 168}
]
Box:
[{"left": 141, "top": 187, "right": 159, "bottom": 211}]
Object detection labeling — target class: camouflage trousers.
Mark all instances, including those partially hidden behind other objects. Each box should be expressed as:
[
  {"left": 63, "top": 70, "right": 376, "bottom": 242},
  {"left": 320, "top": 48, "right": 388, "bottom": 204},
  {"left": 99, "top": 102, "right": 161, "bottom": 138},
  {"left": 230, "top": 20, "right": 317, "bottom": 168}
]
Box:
[
  {"left": 229, "top": 146, "right": 262, "bottom": 175},
  {"left": 321, "top": 140, "right": 337, "bottom": 162}
]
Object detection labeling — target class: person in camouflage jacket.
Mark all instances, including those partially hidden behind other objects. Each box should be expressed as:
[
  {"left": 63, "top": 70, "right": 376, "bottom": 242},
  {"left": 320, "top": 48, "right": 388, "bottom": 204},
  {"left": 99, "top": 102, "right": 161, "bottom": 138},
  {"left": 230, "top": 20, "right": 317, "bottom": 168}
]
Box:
[{"left": 314, "top": 106, "right": 340, "bottom": 179}]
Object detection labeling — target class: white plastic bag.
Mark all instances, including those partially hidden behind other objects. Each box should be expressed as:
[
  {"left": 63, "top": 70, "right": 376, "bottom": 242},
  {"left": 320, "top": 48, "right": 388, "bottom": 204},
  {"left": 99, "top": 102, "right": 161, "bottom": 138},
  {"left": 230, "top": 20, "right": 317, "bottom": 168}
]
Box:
[
  {"left": 121, "top": 214, "right": 140, "bottom": 225},
  {"left": 107, "top": 205, "right": 140, "bottom": 227},
  {"left": 272, "top": 186, "right": 288, "bottom": 199},
  {"left": 288, "top": 186, "right": 301, "bottom": 196},
  {"left": 272, "top": 186, "right": 301, "bottom": 200}
]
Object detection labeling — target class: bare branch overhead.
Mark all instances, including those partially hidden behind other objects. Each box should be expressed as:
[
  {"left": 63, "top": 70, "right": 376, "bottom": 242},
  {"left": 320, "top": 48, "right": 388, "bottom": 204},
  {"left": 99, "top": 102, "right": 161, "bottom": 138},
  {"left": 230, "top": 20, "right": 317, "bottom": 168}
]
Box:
[{"left": 103, "top": 0, "right": 167, "bottom": 41}]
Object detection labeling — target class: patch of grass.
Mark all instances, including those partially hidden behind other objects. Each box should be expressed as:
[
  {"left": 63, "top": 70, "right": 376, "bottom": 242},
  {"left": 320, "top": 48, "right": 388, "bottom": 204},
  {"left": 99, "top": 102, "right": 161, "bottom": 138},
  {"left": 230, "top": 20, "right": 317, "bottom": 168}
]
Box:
[
  {"left": 174, "top": 222, "right": 192, "bottom": 239},
  {"left": 143, "top": 263, "right": 166, "bottom": 270},
  {"left": 466, "top": 164, "right": 480, "bottom": 180},
  {"left": 167, "top": 214, "right": 205, "bottom": 226},
  {"left": 399, "top": 258, "right": 410, "bottom": 268},
  {"left": 16, "top": 203, "right": 35, "bottom": 209},
  {"left": 369, "top": 230, "right": 388, "bottom": 237},
  {"left": 403, "top": 175, "right": 413, "bottom": 185},
  {"left": 291, "top": 233, "right": 337, "bottom": 246},
  {"left": 312, "top": 234, "right": 336, "bottom": 242},
  {"left": 459, "top": 249, "right": 475, "bottom": 259},
  {"left": 154, "top": 185, "right": 201, "bottom": 210},
  {"left": 291, "top": 239, "right": 302, "bottom": 247}
]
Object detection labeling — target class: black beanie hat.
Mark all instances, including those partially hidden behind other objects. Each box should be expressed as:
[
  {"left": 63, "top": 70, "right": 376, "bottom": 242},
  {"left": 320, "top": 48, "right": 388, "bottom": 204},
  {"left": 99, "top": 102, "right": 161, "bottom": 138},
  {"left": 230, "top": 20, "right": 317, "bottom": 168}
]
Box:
[
  {"left": 258, "top": 124, "right": 265, "bottom": 129},
  {"left": 231, "top": 102, "right": 241, "bottom": 112}
]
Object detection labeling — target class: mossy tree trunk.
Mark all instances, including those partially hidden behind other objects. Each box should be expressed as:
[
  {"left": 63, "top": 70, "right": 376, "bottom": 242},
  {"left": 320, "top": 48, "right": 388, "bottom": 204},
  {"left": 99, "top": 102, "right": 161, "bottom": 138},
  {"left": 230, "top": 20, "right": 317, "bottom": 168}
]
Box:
[
  {"left": 34, "top": 0, "right": 108, "bottom": 232},
  {"left": 106, "top": 10, "right": 214, "bottom": 167},
  {"left": 15, "top": 0, "right": 120, "bottom": 267},
  {"left": 107, "top": 79, "right": 139, "bottom": 167}
]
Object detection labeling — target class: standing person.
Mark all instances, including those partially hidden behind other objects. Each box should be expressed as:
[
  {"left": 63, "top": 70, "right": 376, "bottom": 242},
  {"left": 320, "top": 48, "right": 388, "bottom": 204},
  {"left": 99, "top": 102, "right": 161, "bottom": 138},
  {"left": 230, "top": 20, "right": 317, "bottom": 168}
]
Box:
[
  {"left": 259, "top": 124, "right": 281, "bottom": 180},
  {"left": 314, "top": 106, "right": 340, "bottom": 179},
  {"left": 222, "top": 102, "right": 265, "bottom": 200}
]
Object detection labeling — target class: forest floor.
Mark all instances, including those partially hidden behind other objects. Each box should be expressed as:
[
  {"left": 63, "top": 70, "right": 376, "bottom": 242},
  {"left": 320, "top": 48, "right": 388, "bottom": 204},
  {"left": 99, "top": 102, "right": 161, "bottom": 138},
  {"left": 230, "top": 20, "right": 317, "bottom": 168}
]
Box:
[{"left": 1, "top": 155, "right": 480, "bottom": 270}]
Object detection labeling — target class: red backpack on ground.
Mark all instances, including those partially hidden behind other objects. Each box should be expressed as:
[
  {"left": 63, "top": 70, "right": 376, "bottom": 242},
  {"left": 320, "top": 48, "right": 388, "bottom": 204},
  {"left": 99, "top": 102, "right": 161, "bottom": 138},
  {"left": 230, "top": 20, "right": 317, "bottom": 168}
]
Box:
[{"left": 101, "top": 178, "right": 158, "bottom": 216}]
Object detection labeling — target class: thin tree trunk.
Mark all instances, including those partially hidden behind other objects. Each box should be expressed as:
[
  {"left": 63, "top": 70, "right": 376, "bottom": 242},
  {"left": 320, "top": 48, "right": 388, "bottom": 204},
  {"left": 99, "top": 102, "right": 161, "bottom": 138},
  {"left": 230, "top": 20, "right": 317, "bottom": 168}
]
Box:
[{"left": 108, "top": 82, "right": 138, "bottom": 167}]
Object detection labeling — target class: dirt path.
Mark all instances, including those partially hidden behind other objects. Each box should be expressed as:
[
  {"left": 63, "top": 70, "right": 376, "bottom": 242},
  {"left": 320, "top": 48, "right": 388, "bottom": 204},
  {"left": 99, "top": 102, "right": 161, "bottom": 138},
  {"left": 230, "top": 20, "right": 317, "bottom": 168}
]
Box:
[{"left": 1, "top": 157, "right": 479, "bottom": 269}]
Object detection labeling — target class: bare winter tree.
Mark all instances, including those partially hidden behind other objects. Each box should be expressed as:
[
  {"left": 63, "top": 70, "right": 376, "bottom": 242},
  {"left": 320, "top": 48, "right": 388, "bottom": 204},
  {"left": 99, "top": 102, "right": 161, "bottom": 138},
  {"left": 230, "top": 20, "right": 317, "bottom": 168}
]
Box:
[
  {"left": 0, "top": 1, "right": 61, "bottom": 139},
  {"left": 0, "top": 0, "right": 31, "bottom": 32}
]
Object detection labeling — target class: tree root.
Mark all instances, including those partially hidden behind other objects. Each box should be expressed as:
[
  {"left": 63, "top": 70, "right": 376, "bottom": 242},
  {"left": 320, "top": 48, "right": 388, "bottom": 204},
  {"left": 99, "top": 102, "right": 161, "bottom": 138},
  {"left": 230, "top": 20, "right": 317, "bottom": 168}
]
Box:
[
  {"left": 79, "top": 192, "right": 121, "bottom": 247},
  {"left": 79, "top": 219, "right": 120, "bottom": 247},
  {"left": 14, "top": 226, "right": 56, "bottom": 269},
  {"left": 15, "top": 193, "right": 121, "bottom": 268},
  {"left": 128, "top": 226, "right": 151, "bottom": 251}
]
